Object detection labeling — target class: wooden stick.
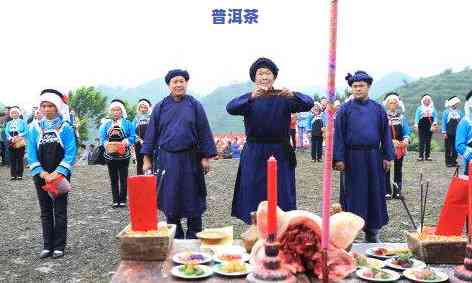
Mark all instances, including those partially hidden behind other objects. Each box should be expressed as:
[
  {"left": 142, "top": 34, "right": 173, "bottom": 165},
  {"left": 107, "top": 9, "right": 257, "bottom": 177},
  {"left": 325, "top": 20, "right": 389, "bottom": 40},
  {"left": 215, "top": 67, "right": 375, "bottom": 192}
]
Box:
[
  {"left": 421, "top": 181, "right": 430, "bottom": 233},
  {"left": 420, "top": 181, "right": 424, "bottom": 233}
]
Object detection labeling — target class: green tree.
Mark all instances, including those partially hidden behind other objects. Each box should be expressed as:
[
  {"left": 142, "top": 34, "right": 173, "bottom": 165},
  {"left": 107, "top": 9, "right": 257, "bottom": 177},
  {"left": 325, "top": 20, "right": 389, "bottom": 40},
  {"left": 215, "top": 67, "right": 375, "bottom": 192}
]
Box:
[{"left": 69, "top": 86, "right": 107, "bottom": 142}]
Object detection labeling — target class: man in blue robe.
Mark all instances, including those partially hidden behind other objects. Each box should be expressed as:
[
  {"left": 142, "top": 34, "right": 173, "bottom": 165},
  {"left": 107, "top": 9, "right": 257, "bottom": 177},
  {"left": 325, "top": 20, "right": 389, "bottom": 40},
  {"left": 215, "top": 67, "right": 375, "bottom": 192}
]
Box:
[
  {"left": 227, "top": 57, "right": 314, "bottom": 224},
  {"left": 141, "top": 69, "right": 217, "bottom": 239},
  {"left": 333, "top": 70, "right": 394, "bottom": 242}
]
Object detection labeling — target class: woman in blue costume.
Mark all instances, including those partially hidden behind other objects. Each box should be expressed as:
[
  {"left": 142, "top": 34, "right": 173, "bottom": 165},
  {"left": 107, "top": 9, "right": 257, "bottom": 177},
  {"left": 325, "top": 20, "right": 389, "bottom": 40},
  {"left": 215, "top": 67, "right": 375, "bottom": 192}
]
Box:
[
  {"left": 133, "top": 98, "right": 152, "bottom": 175},
  {"left": 99, "top": 99, "right": 136, "bottom": 208},
  {"left": 442, "top": 96, "right": 463, "bottom": 167},
  {"left": 383, "top": 92, "right": 411, "bottom": 199},
  {"left": 455, "top": 90, "right": 472, "bottom": 174},
  {"left": 27, "top": 89, "right": 77, "bottom": 259},
  {"left": 5, "top": 106, "right": 28, "bottom": 180},
  {"left": 227, "top": 57, "right": 314, "bottom": 224},
  {"left": 414, "top": 94, "right": 438, "bottom": 161},
  {"left": 334, "top": 71, "right": 394, "bottom": 242}
]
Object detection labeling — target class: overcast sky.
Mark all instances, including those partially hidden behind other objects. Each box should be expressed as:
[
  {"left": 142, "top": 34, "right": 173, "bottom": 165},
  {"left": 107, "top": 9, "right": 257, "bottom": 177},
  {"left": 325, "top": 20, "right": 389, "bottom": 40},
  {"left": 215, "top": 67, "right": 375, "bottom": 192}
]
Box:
[{"left": 0, "top": 0, "right": 471, "bottom": 108}]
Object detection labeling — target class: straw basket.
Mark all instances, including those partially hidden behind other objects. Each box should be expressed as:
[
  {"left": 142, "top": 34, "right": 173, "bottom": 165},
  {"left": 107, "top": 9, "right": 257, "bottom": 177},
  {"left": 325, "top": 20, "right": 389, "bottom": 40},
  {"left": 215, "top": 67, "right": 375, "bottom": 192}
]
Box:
[
  {"left": 406, "top": 228, "right": 467, "bottom": 264},
  {"left": 117, "top": 224, "right": 176, "bottom": 261}
]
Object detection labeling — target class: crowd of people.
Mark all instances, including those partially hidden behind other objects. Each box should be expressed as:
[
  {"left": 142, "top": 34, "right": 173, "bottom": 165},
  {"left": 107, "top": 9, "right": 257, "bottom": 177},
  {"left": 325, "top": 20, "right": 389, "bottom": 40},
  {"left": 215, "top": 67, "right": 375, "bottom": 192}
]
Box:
[{"left": 2, "top": 57, "right": 472, "bottom": 259}]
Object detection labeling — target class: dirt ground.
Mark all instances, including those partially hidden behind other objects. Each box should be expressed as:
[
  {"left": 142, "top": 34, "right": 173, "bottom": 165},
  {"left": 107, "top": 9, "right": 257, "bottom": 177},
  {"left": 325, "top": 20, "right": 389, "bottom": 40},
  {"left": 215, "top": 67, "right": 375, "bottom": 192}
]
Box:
[{"left": 0, "top": 151, "right": 457, "bottom": 282}]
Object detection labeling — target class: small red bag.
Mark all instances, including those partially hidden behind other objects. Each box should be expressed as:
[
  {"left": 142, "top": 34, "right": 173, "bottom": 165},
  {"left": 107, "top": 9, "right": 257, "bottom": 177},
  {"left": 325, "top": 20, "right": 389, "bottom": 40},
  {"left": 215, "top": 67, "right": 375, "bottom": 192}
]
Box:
[{"left": 42, "top": 175, "right": 71, "bottom": 199}]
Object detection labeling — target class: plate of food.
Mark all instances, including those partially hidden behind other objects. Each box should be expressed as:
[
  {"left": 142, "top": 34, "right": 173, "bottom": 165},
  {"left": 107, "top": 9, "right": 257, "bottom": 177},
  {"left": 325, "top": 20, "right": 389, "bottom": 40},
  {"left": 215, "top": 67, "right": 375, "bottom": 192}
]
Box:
[
  {"left": 213, "top": 261, "right": 252, "bottom": 276},
  {"left": 356, "top": 268, "right": 401, "bottom": 282},
  {"left": 365, "top": 247, "right": 410, "bottom": 259},
  {"left": 213, "top": 251, "right": 251, "bottom": 263},
  {"left": 403, "top": 268, "right": 449, "bottom": 282},
  {"left": 171, "top": 263, "right": 213, "bottom": 279},
  {"left": 197, "top": 230, "right": 229, "bottom": 244},
  {"left": 385, "top": 254, "right": 426, "bottom": 270},
  {"left": 352, "top": 252, "right": 386, "bottom": 269},
  {"left": 172, "top": 251, "right": 212, "bottom": 264}
]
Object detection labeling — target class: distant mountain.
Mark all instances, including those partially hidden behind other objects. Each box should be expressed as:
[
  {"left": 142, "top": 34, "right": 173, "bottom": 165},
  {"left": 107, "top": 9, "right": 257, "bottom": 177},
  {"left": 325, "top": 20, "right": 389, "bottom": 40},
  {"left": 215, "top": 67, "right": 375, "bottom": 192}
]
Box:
[
  {"left": 370, "top": 72, "right": 414, "bottom": 99},
  {"left": 97, "top": 78, "right": 199, "bottom": 105},
  {"left": 201, "top": 81, "right": 253, "bottom": 134},
  {"left": 91, "top": 69, "right": 471, "bottom": 134},
  {"left": 393, "top": 68, "right": 472, "bottom": 124}
]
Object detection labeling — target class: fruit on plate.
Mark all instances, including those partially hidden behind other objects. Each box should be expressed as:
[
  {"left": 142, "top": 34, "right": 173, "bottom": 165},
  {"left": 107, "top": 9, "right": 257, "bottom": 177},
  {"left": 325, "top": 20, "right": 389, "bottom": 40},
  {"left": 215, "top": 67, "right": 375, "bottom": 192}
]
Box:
[
  {"left": 362, "top": 268, "right": 392, "bottom": 280},
  {"left": 353, "top": 252, "right": 369, "bottom": 267},
  {"left": 412, "top": 268, "right": 440, "bottom": 281},
  {"left": 178, "top": 262, "right": 205, "bottom": 276},
  {"left": 217, "top": 253, "right": 243, "bottom": 261},
  {"left": 219, "top": 260, "right": 247, "bottom": 273},
  {"left": 391, "top": 253, "right": 414, "bottom": 268},
  {"left": 179, "top": 252, "right": 206, "bottom": 262},
  {"left": 373, "top": 247, "right": 409, "bottom": 256}
]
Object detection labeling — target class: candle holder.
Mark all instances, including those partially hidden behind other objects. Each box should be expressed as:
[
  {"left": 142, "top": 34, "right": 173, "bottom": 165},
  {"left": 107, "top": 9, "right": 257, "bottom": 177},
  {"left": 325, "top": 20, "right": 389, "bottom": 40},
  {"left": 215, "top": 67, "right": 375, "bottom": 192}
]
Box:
[
  {"left": 246, "top": 234, "right": 296, "bottom": 283},
  {"left": 454, "top": 243, "right": 472, "bottom": 281}
]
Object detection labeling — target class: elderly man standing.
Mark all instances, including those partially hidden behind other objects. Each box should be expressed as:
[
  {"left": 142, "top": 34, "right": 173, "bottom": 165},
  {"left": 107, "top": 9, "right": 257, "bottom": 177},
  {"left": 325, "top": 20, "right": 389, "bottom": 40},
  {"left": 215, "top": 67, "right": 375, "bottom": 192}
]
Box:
[
  {"left": 333, "top": 71, "right": 394, "bottom": 242},
  {"left": 141, "top": 69, "right": 217, "bottom": 239},
  {"left": 227, "top": 57, "right": 314, "bottom": 224}
]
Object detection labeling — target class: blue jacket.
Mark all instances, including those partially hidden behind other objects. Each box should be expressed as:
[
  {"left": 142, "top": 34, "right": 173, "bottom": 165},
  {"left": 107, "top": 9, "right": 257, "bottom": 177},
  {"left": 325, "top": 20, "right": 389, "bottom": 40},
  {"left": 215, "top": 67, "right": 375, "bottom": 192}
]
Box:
[
  {"left": 414, "top": 106, "right": 438, "bottom": 125},
  {"left": 442, "top": 109, "right": 463, "bottom": 134},
  {"left": 456, "top": 118, "right": 472, "bottom": 173},
  {"left": 5, "top": 118, "right": 28, "bottom": 141},
  {"left": 99, "top": 118, "right": 136, "bottom": 147},
  {"left": 296, "top": 112, "right": 309, "bottom": 128},
  {"left": 306, "top": 111, "right": 327, "bottom": 131},
  {"left": 27, "top": 118, "right": 77, "bottom": 177}
]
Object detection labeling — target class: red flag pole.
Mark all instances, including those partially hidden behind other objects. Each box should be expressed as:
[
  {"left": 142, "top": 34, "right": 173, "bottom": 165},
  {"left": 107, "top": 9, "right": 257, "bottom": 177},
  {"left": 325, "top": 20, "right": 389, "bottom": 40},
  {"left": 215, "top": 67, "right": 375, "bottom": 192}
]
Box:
[{"left": 321, "top": 0, "right": 339, "bottom": 282}]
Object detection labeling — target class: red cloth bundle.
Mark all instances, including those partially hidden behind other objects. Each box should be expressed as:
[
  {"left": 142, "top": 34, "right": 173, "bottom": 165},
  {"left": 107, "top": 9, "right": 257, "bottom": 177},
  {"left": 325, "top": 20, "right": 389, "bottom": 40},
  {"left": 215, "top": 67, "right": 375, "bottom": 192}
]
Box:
[
  {"left": 41, "top": 175, "right": 71, "bottom": 198},
  {"left": 395, "top": 143, "right": 407, "bottom": 160}
]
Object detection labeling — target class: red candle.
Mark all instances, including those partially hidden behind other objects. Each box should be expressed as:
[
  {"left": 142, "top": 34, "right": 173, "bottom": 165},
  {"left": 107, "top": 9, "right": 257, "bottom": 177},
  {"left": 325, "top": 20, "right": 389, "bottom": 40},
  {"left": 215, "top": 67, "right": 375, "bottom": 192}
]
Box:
[
  {"left": 267, "top": 156, "right": 278, "bottom": 236},
  {"left": 128, "top": 175, "right": 158, "bottom": 232}
]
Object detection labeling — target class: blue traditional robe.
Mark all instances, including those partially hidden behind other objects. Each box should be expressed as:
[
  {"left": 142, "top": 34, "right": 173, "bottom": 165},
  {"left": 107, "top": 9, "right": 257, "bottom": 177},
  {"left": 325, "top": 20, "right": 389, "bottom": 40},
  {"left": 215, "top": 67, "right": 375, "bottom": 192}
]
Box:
[
  {"left": 227, "top": 92, "right": 314, "bottom": 224},
  {"left": 334, "top": 99, "right": 394, "bottom": 229},
  {"left": 141, "top": 95, "right": 217, "bottom": 218}
]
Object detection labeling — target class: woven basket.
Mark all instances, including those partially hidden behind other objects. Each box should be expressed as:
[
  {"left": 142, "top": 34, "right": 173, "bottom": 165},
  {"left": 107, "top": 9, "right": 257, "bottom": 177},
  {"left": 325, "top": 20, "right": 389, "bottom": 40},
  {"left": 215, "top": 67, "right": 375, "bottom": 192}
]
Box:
[{"left": 406, "top": 229, "right": 467, "bottom": 264}]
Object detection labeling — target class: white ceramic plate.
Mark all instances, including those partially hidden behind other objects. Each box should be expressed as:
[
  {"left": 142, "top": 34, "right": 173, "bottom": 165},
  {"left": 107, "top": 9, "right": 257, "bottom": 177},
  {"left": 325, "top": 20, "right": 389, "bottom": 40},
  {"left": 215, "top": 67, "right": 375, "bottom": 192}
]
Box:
[
  {"left": 385, "top": 258, "right": 426, "bottom": 270},
  {"left": 213, "top": 252, "right": 251, "bottom": 263},
  {"left": 403, "top": 268, "right": 449, "bottom": 283},
  {"left": 172, "top": 251, "right": 212, "bottom": 265},
  {"left": 356, "top": 268, "right": 401, "bottom": 282},
  {"left": 365, "top": 248, "right": 395, "bottom": 259},
  {"left": 213, "top": 263, "right": 253, "bottom": 276},
  {"left": 171, "top": 264, "right": 213, "bottom": 279},
  {"left": 356, "top": 257, "right": 387, "bottom": 269}
]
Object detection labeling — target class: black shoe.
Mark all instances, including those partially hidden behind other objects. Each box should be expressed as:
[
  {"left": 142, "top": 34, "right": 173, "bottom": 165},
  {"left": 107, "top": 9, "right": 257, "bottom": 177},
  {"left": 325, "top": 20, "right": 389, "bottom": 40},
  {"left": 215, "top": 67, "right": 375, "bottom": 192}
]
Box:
[
  {"left": 365, "top": 231, "right": 380, "bottom": 243},
  {"left": 39, "top": 249, "right": 51, "bottom": 259},
  {"left": 417, "top": 158, "right": 424, "bottom": 161},
  {"left": 119, "top": 202, "right": 127, "bottom": 207},
  {"left": 17, "top": 176, "right": 22, "bottom": 180},
  {"left": 10, "top": 177, "right": 16, "bottom": 181},
  {"left": 385, "top": 194, "right": 392, "bottom": 200},
  {"left": 112, "top": 203, "right": 119, "bottom": 208},
  {"left": 52, "top": 250, "right": 64, "bottom": 258}
]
